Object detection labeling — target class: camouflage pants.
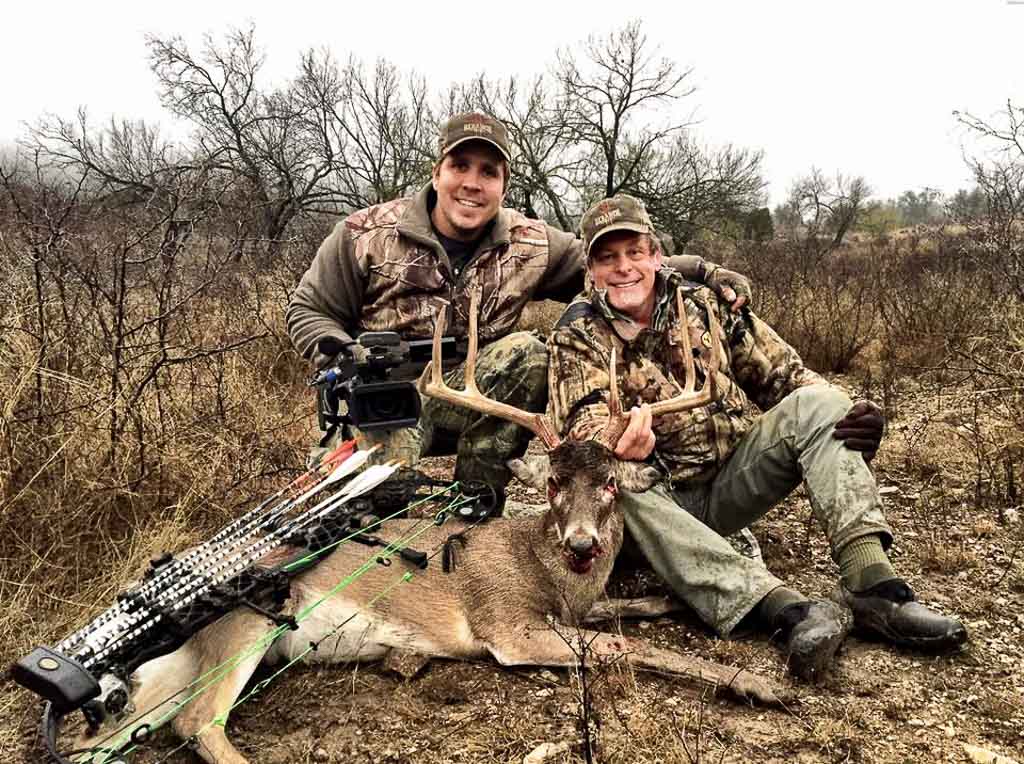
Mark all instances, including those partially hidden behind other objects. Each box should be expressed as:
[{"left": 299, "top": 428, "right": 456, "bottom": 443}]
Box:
[
  {"left": 621, "top": 385, "right": 893, "bottom": 636},
  {"left": 313, "top": 332, "right": 549, "bottom": 495}
]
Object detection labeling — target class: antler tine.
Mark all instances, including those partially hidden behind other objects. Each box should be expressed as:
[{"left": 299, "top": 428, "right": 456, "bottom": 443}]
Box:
[
  {"left": 464, "top": 290, "right": 481, "bottom": 395},
  {"left": 421, "top": 292, "right": 562, "bottom": 451},
  {"left": 647, "top": 291, "right": 722, "bottom": 417},
  {"left": 607, "top": 347, "right": 621, "bottom": 417},
  {"left": 597, "top": 346, "right": 633, "bottom": 449},
  {"left": 428, "top": 297, "right": 449, "bottom": 392},
  {"left": 675, "top": 290, "right": 696, "bottom": 394}
]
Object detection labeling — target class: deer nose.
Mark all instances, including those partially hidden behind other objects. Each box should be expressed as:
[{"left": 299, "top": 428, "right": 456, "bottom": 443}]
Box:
[{"left": 567, "top": 534, "right": 598, "bottom": 558}]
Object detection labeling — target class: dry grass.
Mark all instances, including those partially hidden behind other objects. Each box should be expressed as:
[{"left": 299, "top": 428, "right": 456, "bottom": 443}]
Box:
[
  {"left": 0, "top": 211, "right": 317, "bottom": 764},
  {"left": 920, "top": 532, "right": 981, "bottom": 574}
]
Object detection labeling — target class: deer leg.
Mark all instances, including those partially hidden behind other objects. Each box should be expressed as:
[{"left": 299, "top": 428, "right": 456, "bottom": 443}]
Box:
[
  {"left": 170, "top": 610, "right": 276, "bottom": 764},
  {"left": 72, "top": 645, "right": 203, "bottom": 755},
  {"left": 185, "top": 726, "right": 254, "bottom": 764},
  {"left": 487, "top": 624, "right": 779, "bottom": 706},
  {"left": 583, "top": 595, "right": 682, "bottom": 624}
]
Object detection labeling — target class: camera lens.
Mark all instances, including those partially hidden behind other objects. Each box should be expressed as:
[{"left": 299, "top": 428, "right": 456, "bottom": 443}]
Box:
[
  {"left": 366, "top": 395, "right": 404, "bottom": 420},
  {"left": 349, "top": 382, "right": 421, "bottom": 431}
]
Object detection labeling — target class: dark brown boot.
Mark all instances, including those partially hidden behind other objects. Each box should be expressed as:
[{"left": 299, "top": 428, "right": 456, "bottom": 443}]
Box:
[{"left": 834, "top": 579, "right": 968, "bottom": 651}]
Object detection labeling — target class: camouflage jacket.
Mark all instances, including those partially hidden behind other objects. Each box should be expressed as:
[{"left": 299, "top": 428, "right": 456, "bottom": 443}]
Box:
[
  {"left": 548, "top": 271, "right": 825, "bottom": 483},
  {"left": 287, "top": 184, "right": 583, "bottom": 366}
]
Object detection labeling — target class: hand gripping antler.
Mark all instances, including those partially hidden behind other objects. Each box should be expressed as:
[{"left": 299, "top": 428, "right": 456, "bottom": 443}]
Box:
[
  {"left": 597, "top": 289, "right": 723, "bottom": 449},
  {"left": 422, "top": 292, "right": 562, "bottom": 451}
]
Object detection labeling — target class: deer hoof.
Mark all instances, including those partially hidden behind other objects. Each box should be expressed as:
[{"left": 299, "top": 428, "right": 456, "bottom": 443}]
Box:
[{"left": 728, "top": 669, "right": 781, "bottom": 706}]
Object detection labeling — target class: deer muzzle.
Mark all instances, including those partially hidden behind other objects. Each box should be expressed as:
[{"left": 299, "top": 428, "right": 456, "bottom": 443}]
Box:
[{"left": 564, "top": 532, "right": 603, "bottom": 574}]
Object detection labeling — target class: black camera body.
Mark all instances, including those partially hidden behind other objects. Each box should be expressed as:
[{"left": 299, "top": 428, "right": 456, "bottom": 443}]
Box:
[{"left": 311, "top": 332, "right": 460, "bottom": 432}]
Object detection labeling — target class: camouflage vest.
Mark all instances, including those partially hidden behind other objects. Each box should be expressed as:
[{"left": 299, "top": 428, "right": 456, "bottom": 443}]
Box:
[{"left": 345, "top": 189, "right": 551, "bottom": 342}]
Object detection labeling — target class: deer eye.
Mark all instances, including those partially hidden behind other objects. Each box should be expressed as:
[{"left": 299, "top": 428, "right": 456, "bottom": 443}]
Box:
[
  {"left": 547, "top": 477, "right": 560, "bottom": 502},
  {"left": 604, "top": 475, "right": 618, "bottom": 497}
]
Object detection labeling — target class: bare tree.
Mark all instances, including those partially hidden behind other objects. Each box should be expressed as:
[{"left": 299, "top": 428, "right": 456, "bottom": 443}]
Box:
[
  {"left": 955, "top": 100, "right": 1024, "bottom": 160},
  {"left": 557, "top": 21, "right": 695, "bottom": 201},
  {"left": 322, "top": 56, "right": 434, "bottom": 208},
  {"left": 146, "top": 27, "right": 342, "bottom": 250},
  {"left": 630, "top": 134, "right": 765, "bottom": 248},
  {"left": 787, "top": 168, "right": 870, "bottom": 255},
  {"left": 453, "top": 21, "right": 764, "bottom": 245},
  {"left": 26, "top": 108, "right": 214, "bottom": 213},
  {"left": 25, "top": 20, "right": 767, "bottom": 253},
  {"left": 0, "top": 144, "right": 268, "bottom": 485},
  {"left": 28, "top": 29, "right": 440, "bottom": 258},
  {"left": 954, "top": 100, "right": 1024, "bottom": 301},
  {"left": 0, "top": 149, "right": 90, "bottom": 427}
]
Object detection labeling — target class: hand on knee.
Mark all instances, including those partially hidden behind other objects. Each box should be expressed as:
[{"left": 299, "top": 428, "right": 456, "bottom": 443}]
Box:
[{"left": 832, "top": 399, "right": 885, "bottom": 462}]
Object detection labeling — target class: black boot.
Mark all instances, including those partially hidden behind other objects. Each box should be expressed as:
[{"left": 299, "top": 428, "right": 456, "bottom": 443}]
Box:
[
  {"left": 773, "top": 600, "right": 853, "bottom": 682},
  {"left": 834, "top": 579, "right": 968, "bottom": 650}
]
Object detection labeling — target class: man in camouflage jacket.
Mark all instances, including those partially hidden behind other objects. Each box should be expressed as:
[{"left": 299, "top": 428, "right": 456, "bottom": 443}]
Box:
[
  {"left": 548, "top": 194, "right": 968, "bottom": 679},
  {"left": 288, "top": 113, "right": 750, "bottom": 514}
]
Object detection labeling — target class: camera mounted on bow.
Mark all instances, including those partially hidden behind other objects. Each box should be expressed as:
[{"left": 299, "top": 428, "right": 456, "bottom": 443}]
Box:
[{"left": 310, "top": 332, "right": 461, "bottom": 432}]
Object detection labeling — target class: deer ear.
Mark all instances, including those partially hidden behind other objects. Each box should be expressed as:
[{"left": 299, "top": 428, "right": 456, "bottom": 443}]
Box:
[
  {"left": 508, "top": 456, "right": 550, "bottom": 491},
  {"left": 614, "top": 461, "right": 663, "bottom": 493}
]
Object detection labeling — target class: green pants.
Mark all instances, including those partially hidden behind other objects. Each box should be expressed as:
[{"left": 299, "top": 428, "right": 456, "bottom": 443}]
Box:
[
  {"left": 621, "top": 385, "right": 893, "bottom": 636},
  {"left": 313, "top": 331, "right": 549, "bottom": 492}
]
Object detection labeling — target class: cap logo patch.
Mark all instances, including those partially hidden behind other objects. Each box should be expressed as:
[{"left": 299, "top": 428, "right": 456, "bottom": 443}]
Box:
[
  {"left": 463, "top": 122, "right": 494, "bottom": 135},
  {"left": 594, "top": 209, "right": 622, "bottom": 227}
]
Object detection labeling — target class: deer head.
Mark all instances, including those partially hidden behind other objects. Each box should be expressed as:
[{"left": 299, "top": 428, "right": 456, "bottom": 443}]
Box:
[{"left": 422, "top": 290, "right": 721, "bottom": 577}]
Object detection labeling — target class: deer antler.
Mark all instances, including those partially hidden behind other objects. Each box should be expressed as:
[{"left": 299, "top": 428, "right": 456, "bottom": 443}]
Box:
[
  {"left": 422, "top": 292, "right": 562, "bottom": 451},
  {"left": 597, "top": 289, "right": 722, "bottom": 449}
]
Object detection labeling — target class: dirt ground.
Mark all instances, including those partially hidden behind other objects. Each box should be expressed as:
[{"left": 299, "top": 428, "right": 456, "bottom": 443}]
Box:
[{"left": 5, "top": 375, "right": 1024, "bottom": 764}]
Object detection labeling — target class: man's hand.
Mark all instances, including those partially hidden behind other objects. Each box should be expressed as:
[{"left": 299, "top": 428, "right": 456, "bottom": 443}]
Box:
[
  {"left": 315, "top": 337, "right": 367, "bottom": 370},
  {"left": 614, "top": 404, "right": 656, "bottom": 461},
  {"left": 833, "top": 400, "right": 885, "bottom": 462},
  {"left": 704, "top": 264, "right": 752, "bottom": 314}
]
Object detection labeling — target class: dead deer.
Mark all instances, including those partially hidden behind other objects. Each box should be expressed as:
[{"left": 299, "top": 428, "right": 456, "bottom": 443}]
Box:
[{"left": 74, "top": 293, "right": 778, "bottom": 764}]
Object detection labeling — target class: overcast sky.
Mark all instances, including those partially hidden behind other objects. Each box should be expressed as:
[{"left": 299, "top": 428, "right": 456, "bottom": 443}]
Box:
[{"left": 2, "top": 0, "right": 1021, "bottom": 207}]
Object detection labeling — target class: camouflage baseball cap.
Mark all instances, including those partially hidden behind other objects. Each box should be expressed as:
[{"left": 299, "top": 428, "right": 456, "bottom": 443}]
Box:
[
  {"left": 580, "top": 195, "right": 655, "bottom": 257},
  {"left": 437, "top": 112, "right": 512, "bottom": 163}
]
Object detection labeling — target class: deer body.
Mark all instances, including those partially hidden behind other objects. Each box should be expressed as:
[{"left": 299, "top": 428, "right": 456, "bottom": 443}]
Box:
[{"left": 78, "top": 488, "right": 775, "bottom": 764}]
